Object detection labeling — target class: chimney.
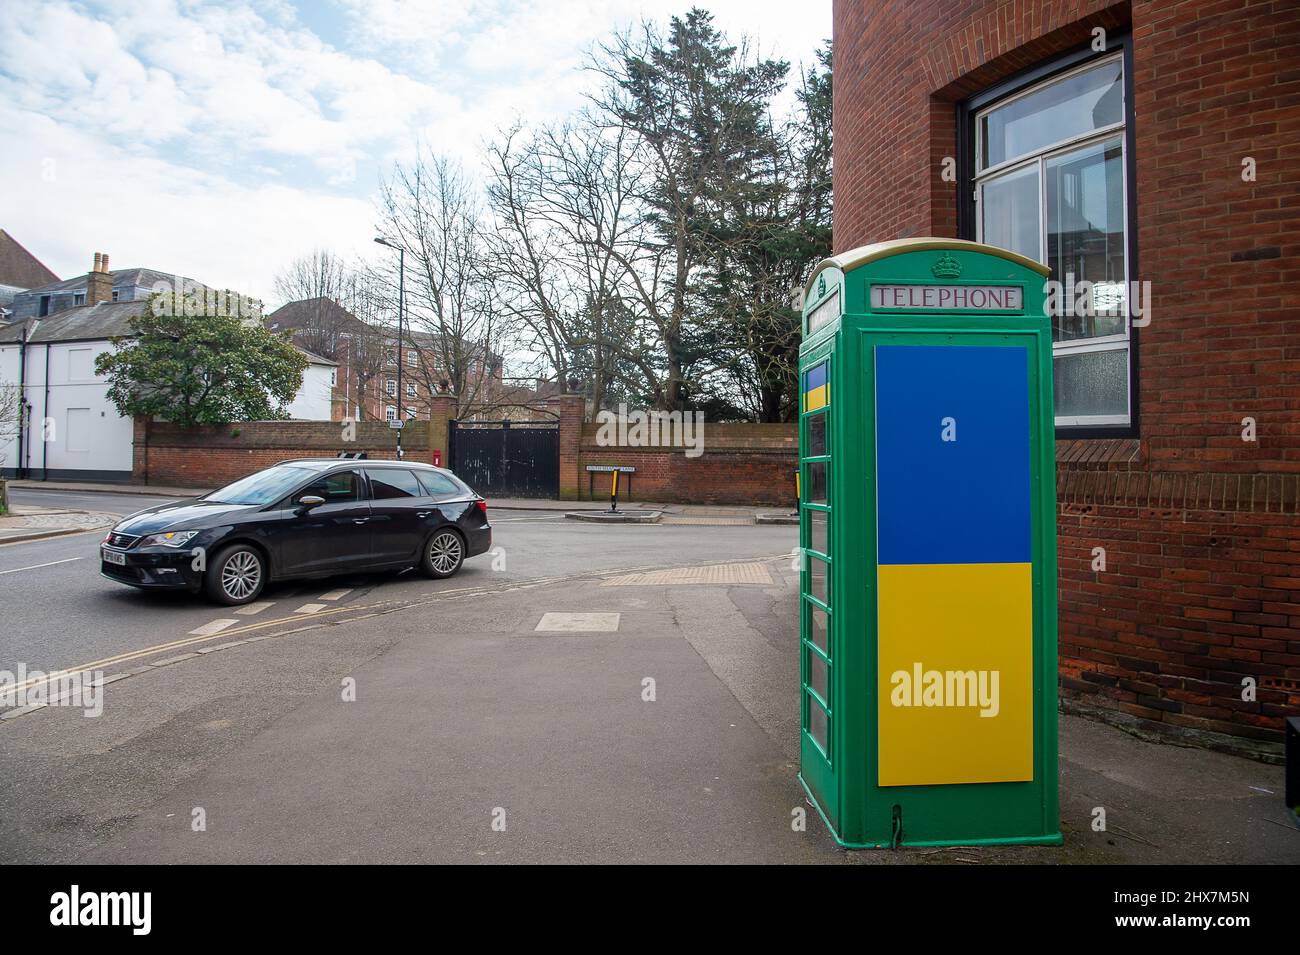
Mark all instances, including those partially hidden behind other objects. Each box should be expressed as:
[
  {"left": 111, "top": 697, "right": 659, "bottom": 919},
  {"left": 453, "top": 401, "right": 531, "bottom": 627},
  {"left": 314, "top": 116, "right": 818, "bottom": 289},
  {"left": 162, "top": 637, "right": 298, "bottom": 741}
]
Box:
[{"left": 86, "top": 250, "right": 112, "bottom": 306}]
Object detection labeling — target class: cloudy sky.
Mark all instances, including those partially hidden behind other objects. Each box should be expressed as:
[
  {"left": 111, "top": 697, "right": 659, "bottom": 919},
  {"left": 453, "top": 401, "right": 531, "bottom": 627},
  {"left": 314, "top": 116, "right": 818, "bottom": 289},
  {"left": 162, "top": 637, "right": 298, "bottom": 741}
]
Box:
[{"left": 0, "top": 0, "right": 830, "bottom": 305}]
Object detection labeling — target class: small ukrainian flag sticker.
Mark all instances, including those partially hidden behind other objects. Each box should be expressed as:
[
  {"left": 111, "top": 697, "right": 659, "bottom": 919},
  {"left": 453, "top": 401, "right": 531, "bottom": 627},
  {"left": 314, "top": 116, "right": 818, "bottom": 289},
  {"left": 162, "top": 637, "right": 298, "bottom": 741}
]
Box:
[{"left": 803, "top": 362, "right": 828, "bottom": 412}]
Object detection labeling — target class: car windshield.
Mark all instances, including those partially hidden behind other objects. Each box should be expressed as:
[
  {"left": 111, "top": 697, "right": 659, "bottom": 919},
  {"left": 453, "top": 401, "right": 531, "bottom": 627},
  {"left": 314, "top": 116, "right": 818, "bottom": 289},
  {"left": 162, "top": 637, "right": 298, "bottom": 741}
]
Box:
[{"left": 205, "top": 465, "right": 316, "bottom": 506}]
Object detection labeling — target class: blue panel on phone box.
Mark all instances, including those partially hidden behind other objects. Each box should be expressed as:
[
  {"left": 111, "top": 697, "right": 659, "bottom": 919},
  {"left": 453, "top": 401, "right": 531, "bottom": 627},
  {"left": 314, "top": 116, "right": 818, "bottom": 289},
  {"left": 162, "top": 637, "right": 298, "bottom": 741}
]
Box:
[{"left": 875, "top": 344, "right": 1031, "bottom": 565}]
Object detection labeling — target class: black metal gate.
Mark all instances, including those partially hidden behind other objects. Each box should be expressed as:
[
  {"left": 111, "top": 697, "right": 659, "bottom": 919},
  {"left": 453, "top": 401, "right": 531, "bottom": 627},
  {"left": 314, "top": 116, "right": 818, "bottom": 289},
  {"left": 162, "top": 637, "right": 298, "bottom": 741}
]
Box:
[{"left": 448, "top": 419, "right": 559, "bottom": 499}]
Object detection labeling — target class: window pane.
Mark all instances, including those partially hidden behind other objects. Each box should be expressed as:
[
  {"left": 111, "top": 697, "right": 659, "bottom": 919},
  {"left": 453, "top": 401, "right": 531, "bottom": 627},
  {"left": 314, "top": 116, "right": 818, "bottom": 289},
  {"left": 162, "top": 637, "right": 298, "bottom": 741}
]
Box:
[
  {"left": 981, "top": 59, "right": 1123, "bottom": 168},
  {"left": 807, "top": 412, "right": 827, "bottom": 457},
  {"left": 303, "top": 470, "right": 359, "bottom": 503},
  {"left": 806, "top": 461, "right": 827, "bottom": 504},
  {"left": 808, "top": 696, "right": 828, "bottom": 752},
  {"left": 809, "top": 604, "right": 829, "bottom": 655},
  {"left": 366, "top": 469, "right": 423, "bottom": 499},
  {"left": 809, "top": 554, "right": 830, "bottom": 606},
  {"left": 807, "top": 648, "right": 829, "bottom": 703},
  {"left": 209, "top": 464, "right": 314, "bottom": 506},
  {"left": 807, "top": 507, "right": 828, "bottom": 556},
  {"left": 417, "top": 471, "right": 461, "bottom": 497},
  {"left": 1047, "top": 136, "right": 1127, "bottom": 342},
  {"left": 1055, "top": 348, "right": 1128, "bottom": 418},
  {"left": 981, "top": 163, "right": 1040, "bottom": 260}
]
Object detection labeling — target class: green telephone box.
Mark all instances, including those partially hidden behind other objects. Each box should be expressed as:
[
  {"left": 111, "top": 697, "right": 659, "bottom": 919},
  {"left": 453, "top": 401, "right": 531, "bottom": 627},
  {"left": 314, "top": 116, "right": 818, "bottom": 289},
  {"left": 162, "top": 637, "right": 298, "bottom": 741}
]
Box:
[{"left": 796, "top": 238, "right": 1061, "bottom": 848}]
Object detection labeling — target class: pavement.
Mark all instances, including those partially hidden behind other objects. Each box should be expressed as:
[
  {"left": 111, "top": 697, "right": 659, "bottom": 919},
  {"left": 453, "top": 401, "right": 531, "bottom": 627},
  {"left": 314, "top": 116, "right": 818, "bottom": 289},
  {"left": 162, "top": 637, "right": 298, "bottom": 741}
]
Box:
[
  {"left": 0, "top": 484, "right": 1295, "bottom": 864},
  {"left": 0, "top": 503, "right": 119, "bottom": 543}
]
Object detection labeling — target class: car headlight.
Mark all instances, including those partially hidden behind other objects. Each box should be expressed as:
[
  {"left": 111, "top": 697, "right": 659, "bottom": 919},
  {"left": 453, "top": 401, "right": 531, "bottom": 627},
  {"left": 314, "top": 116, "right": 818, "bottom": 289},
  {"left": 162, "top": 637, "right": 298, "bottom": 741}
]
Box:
[{"left": 139, "top": 530, "right": 200, "bottom": 548}]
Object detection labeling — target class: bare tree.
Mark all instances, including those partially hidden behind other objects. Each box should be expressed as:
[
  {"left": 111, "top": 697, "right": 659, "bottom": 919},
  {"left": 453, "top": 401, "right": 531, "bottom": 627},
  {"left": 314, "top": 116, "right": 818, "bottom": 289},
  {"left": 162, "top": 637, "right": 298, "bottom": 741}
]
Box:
[
  {"left": 272, "top": 249, "right": 356, "bottom": 360},
  {"left": 0, "top": 382, "right": 21, "bottom": 473},
  {"left": 336, "top": 267, "right": 394, "bottom": 421},
  {"left": 377, "top": 152, "right": 509, "bottom": 415},
  {"left": 272, "top": 252, "right": 393, "bottom": 420},
  {"left": 485, "top": 118, "right": 650, "bottom": 414}
]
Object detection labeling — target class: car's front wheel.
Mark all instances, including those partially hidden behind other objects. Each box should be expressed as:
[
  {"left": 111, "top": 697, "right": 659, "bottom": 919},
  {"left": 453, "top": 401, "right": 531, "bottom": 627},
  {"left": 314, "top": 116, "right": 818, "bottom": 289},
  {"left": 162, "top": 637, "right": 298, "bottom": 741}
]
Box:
[
  {"left": 205, "top": 543, "right": 267, "bottom": 605},
  {"left": 420, "top": 529, "right": 464, "bottom": 579}
]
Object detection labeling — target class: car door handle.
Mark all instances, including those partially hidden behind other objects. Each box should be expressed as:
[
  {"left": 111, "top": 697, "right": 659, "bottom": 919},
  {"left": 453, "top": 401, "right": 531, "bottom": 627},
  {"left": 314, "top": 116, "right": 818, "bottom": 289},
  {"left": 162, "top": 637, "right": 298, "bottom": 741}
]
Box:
[
  {"left": 417, "top": 511, "right": 430, "bottom": 518},
  {"left": 353, "top": 518, "right": 369, "bottom": 524}
]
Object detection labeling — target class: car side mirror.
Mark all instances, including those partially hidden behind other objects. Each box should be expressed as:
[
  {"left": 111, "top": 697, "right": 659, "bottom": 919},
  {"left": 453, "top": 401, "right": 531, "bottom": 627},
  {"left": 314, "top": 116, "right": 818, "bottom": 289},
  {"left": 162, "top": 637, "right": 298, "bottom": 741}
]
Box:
[{"left": 297, "top": 495, "right": 326, "bottom": 510}]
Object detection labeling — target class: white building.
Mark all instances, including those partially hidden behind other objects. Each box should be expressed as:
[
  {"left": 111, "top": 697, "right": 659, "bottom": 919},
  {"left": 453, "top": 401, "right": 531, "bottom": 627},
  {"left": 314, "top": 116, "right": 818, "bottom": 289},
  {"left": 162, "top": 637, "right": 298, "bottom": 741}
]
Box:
[
  {"left": 281, "top": 346, "right": 337, "bottom": 421},
  {"left": 0, "top": 302, "right": 337, "bottom": 482}
]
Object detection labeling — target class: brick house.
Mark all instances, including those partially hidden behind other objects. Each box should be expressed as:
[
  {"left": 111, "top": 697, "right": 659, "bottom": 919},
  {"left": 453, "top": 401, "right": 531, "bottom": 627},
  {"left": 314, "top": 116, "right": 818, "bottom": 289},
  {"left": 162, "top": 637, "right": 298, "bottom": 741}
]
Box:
[
  {"left": 832, "top": 0, "right": 1297, "bottom": 756},
  {"left": 267, "top": 296, "right": 508, "bottom": 423},
  {"left": 0, "top": 229, "right": 59, "bottom": 317}
]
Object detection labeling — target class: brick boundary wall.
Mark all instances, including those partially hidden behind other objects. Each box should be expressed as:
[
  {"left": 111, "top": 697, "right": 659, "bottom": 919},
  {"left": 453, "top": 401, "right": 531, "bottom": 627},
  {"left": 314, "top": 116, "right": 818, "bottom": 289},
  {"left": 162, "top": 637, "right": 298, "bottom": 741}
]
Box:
[
  {"left": 132, "top": 408, "right": 801, "bottom": 506},
  {"left": 833, "top": 0, "right": 1300, "bottom": 758},
  {"left": 133, "top": 417, "right": 436, "bottom": 487},
  {"left": 576, "top": 422, "right": 798, "bottom": 506}
]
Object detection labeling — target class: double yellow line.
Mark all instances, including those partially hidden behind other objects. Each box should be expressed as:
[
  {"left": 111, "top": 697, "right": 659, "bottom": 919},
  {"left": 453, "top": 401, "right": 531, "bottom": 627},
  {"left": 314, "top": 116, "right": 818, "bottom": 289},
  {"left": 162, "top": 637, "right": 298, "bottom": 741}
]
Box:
[{"left": 3, "top": 601, "right": 369, "bottom": 697}]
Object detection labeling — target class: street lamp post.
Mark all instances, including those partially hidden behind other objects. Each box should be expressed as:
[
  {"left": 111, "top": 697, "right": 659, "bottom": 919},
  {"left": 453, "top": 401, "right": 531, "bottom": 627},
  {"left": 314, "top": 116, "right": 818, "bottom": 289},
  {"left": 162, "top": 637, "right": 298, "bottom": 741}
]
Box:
[{"left": 374, "top": 236, "right": 405, "bottom": 459}]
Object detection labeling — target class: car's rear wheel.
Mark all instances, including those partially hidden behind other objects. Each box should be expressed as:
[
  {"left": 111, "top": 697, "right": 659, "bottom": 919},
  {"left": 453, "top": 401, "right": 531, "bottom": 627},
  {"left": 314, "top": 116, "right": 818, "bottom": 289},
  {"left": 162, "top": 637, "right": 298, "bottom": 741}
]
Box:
[
  {"left": 420, "top": 528, "right": 464, "bottom": 579},
  {"left": 205, "top": 544, "right": 266, "bottom": 605}
]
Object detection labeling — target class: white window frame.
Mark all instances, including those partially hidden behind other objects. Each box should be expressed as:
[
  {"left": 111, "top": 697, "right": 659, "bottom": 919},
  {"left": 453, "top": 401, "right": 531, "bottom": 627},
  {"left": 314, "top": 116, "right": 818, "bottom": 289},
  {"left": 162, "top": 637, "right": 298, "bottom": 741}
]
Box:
[
  {"left": 974, "top": 52, "right": 1131, "bottom": 428},
  {"left": 385, "top": 405, "right": 397, "bottom": 422},
  {"left": 385, "top": 378, "right": 397, "bottom": 397}
]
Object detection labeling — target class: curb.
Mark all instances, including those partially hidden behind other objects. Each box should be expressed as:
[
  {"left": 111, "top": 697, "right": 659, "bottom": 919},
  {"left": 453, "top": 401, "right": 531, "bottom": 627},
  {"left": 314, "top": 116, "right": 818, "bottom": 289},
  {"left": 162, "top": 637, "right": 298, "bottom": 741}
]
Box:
[
  {"left": 564, "top": 510, "right": 663, "bottom": 524},
  {"left": 0, "top": 524, "right": 112, "bottom": 545},
  {"left": 6, "top": 485, "right": 188, "bottom": 501}
]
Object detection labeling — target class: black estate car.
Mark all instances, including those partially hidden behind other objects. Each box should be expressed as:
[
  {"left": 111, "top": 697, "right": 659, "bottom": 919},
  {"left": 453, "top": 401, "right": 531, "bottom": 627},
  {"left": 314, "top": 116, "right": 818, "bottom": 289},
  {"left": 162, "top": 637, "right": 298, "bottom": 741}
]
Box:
[{"left": 100, "top": 459, "right": 492, "bottom": 605}]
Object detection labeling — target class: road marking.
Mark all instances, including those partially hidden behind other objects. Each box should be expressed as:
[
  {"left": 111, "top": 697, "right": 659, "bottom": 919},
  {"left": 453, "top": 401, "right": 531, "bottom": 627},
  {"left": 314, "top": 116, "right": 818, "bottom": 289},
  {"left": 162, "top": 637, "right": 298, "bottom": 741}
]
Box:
[
  {"left": 188, "top": 619, "right": 238, "bottom": 636},
  {"left": 0, "top": 603, "right": 374, "bottom": 697},
  {"left": 0, "top": 554, "right": 794, "bottom": 699},
  {"left": 318, "top": 589, "right": 352, "bottom": 601},
  {"left": 234, "top": 601, "right": 274, "bottom": 616},
  {"left": 0, "top": 557, "right": 83, "bottom": 575},
  {"left": 295, "top": 603, "right": 327, "bottom": 614}
]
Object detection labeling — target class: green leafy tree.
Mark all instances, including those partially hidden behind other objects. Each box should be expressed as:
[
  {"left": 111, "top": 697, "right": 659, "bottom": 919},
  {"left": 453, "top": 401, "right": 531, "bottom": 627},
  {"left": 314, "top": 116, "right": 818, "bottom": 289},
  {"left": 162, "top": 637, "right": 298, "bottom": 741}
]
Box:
[
  {"left": 590, "top": 8, "right": 791, "bottom": 412},
  {"left": 96, "top": 292, "right": 308, "bottom": 427},
  {"left": 702, "top": 41, "right": 833, "bottom": 422},
  {"left": 489, "top": 12, "right": 830, "bottom": 420}
]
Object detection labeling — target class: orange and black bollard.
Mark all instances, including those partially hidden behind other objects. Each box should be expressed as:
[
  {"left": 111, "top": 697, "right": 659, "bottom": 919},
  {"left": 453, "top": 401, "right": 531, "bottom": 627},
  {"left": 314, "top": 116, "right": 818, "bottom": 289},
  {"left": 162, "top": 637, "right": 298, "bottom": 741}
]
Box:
[{"left": 610, "top": 468, "right": 620, "bottom": 513}]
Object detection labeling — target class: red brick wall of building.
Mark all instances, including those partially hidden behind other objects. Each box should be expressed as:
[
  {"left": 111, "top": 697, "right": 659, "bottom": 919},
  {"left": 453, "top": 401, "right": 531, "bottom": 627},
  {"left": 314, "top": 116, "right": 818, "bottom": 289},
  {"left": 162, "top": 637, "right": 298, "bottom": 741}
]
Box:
[{"left": 834, "top": 0, "right": 1300, "bottom": 756}]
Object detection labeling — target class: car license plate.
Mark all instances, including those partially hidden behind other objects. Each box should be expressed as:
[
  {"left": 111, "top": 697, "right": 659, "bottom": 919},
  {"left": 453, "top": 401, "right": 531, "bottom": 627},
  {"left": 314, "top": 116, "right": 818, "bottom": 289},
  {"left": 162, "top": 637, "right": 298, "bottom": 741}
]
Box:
[{"left": 102, "top": 548, "right": 126, "bottom": 565}]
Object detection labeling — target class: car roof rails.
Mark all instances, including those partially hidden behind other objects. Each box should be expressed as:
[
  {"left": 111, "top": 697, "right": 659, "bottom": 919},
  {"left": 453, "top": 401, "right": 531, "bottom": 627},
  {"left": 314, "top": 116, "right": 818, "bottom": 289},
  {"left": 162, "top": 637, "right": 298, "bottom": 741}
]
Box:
[{"left": 336, "top": 450, "right": 369, "bottom": 459}]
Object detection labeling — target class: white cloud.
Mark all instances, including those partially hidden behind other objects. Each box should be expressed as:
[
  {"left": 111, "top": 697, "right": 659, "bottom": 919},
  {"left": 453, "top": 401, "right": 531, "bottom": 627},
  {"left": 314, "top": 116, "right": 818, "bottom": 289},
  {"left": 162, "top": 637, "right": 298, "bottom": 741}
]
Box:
[
  {"left": 0, "top": 100, "right": 375, "bottom": 302},
  {"left": 0, "top": 0, "right": 830, "bottom": 304}
]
